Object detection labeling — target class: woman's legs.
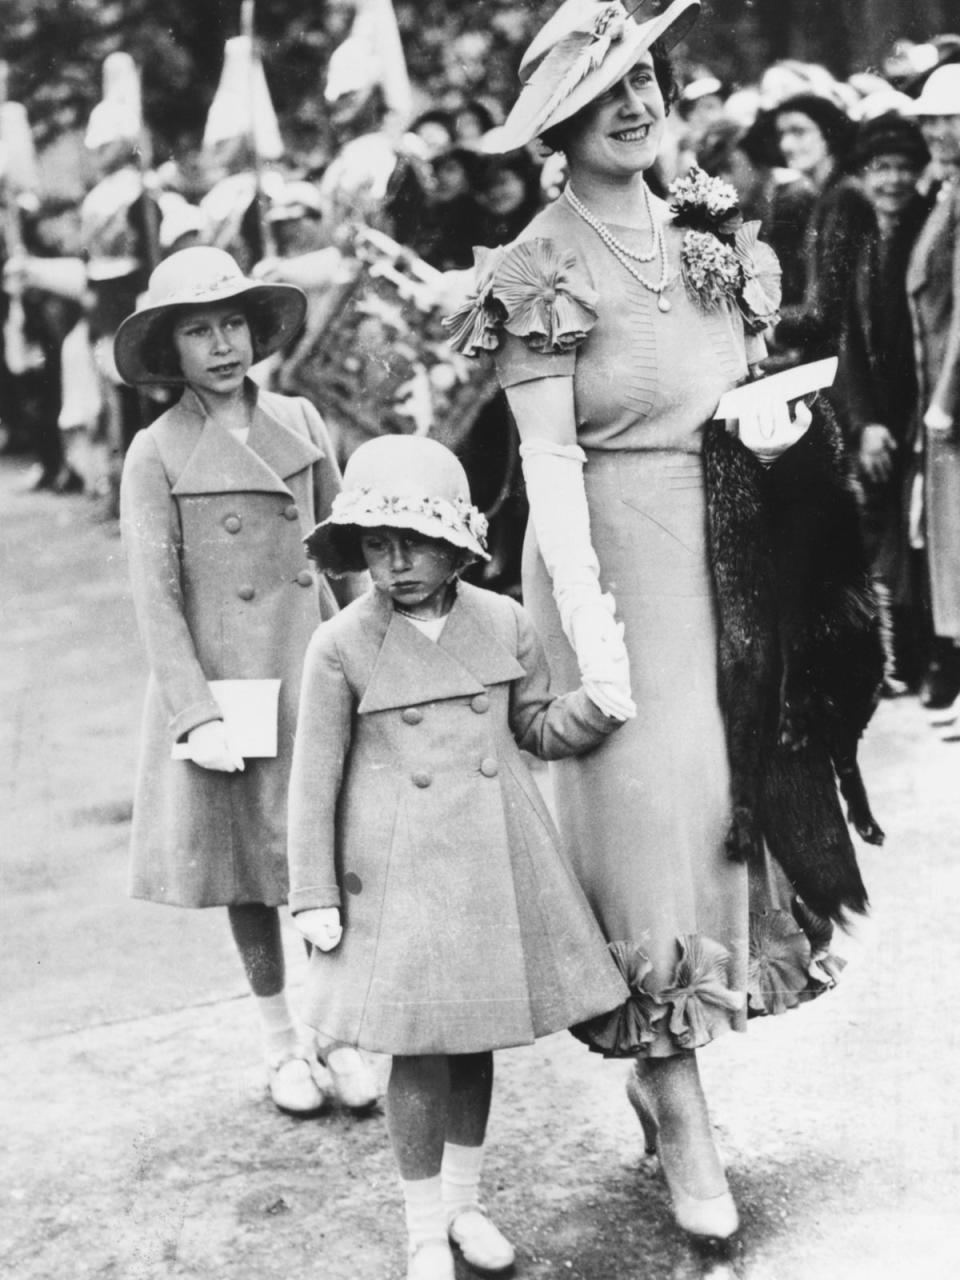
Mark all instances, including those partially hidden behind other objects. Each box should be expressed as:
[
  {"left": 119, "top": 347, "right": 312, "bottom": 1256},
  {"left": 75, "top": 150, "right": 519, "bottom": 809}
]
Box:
[
  {"left": 227, "top": 903, "right": 326, "bottom": 1113},
  {"left": 631, "top": 1051, "right": 739, "bottom": 1239}
]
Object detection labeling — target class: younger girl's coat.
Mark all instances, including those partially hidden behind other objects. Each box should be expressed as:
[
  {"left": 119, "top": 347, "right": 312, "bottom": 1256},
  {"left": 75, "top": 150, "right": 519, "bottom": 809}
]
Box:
[
  {"left": 121, "top": 384, "right": 344, "bottom": 908},
  {"left": 287, "top": 582, "right": 629, "bottom": 1056}
]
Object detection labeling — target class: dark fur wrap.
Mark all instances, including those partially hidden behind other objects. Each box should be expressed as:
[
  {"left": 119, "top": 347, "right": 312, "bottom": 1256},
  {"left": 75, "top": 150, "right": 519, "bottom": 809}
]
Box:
[{"left": 703, "top": 396, "right": 880, "bottom": 924}]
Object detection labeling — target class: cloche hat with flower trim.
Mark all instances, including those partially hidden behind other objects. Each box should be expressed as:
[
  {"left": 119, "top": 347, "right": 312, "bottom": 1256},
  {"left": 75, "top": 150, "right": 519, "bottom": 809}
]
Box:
[
  {"left": 493, "top": 0, "right": 701, "bottom": 153},
  {"left": 114, "top": 246, "right": 307, "bottom": 387},
  {"left": 305, "top": 435, "right": 490, "bottom": 577}
]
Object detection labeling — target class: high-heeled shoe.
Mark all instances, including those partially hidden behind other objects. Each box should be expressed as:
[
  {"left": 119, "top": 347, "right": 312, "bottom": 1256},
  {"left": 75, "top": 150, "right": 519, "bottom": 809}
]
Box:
[{"left": 624, "top": 1069, "right": 739, "bottom": 1240}]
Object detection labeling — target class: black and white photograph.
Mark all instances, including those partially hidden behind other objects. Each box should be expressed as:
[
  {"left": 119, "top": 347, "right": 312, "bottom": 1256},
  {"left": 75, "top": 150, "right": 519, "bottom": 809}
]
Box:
[{"left": 2, "top": 2, "right": 959, "bottom": 1277}]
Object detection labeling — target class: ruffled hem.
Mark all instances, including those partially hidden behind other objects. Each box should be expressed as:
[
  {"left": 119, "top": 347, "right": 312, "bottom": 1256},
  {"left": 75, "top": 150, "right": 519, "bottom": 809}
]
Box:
[
  {"left": 443, "top": 237, "right": 598, "bottom": 358},
  {"left": 571, "top": 901, "right": 844, "bottom": 1057}
]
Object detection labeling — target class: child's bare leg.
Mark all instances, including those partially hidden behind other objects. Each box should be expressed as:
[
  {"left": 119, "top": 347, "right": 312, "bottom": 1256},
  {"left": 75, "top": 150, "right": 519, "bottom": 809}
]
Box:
[
  {"left": 227, "top": 903, "right": 325, "bottom": 1114},
  {"left": 387, "top": 1055, "right": 454, "bottom": 1275},
  {"left": 443, "top": 1052, "right": 514, "bottom": 1271}
]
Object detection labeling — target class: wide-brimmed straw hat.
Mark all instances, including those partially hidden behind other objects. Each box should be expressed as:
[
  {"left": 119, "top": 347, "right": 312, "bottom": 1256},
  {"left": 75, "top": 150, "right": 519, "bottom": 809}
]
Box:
[
  {"left": 906, "top": 64, "right": 960, "bottom": 117},
  {"left": 114, "top": 246, "right": 307, "bottom": 387},
  {"left": 493, "top": 0, "right": 701, "bottom": 153},
  {"left": 305, "top": 436, "right": 490, "bottom": 576}
]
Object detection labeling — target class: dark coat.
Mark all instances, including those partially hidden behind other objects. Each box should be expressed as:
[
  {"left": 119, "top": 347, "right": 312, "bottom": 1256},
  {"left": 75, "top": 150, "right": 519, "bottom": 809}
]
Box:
[
  {"left": 906, "top": 182, "right": 960, "bottom": 638},
  {"left": 837, "top": 197, "right": 930, "bottom": 600},
  {"left": 120, "top": 383, "right": 344, "bottom": 907},
  {"left": 703, "top": 397, "right": 880, "bottom": 924},
  {"left": 287, "top": 583, "right": 628, "bottom": 1055}
]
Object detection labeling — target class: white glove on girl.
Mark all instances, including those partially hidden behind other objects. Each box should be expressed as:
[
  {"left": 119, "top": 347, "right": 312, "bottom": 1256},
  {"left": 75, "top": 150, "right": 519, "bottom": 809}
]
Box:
[
  {"left": 186, "top": 719, "right": 245, "bottom": 772},
  {"left": 519, "top": 439, "right": 636, "bottom": 721}
]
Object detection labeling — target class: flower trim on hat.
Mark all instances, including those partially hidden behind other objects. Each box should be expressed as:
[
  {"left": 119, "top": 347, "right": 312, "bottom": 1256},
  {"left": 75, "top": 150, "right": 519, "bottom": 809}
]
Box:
[
  {"left": 669, "top": 166, "right": 782, "bottom": 332},
  {"left": 444, "top": 237, "right": 599, "bottom": 358},
  {"left": 327, "top": 485, "right": 489, "bottom": 551}
]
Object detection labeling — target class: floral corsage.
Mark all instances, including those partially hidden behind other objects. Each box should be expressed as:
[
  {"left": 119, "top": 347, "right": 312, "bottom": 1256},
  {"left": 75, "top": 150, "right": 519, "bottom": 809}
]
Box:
[
  {"left": 443, "top": 238, "right": 599, "bottom": 357},
  {"left": 669, "top": 166, "right": 782, "bottom": 332}
]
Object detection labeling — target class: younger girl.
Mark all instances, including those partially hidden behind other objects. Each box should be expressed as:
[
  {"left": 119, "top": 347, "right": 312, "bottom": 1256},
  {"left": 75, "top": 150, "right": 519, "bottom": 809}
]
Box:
[
  {"left": 287, "top": 435, "right": 629, "bottom": 1280},
  {"left": 116, "top": 246, "right": 377, "bottom": 1115}
]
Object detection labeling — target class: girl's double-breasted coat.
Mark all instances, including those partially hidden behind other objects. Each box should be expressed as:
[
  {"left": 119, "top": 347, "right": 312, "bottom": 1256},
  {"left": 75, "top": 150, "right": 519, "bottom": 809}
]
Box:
[
  {"left": 907, "top": 180, "right": 960, "bottom": 639},
  {"left": 120, "top": 383, "right": 345, "bottom": 908},
  {"left": 287, "top": 583, "right": 629, "bottom": 1056}
]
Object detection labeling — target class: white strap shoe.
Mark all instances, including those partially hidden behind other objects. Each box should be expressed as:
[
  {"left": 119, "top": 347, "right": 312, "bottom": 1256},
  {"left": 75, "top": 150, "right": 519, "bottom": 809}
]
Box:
[
  {"left": 448, "top": 1207, "right": 516, "bottom": 1272},
  {"left": 323, "top": 1045, "right": 381, "bottom": 1111},
  {"left": 407, "top": 1239, "right": 455, "bottom": 1280},
  {"left": 267, "top": 1053, "right": 328, "bottom": 1115}
]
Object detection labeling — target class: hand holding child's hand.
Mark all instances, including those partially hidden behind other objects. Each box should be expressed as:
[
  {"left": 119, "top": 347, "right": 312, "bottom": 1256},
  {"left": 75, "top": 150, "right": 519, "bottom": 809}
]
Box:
[
  {"left": 186, "top": 720, "right": 245, "bottom": 772},
  {"left": 294, "top": 907, "right": 343, "bottom": 952}
]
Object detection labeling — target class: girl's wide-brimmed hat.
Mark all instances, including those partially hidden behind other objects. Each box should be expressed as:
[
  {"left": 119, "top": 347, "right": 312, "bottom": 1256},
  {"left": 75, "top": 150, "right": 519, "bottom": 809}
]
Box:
[
  {"left": 305, "top": 436, "right": 490, "bottom": 576},
  {"left": 114, "top": 246, "right": 307, "bottom": 387},
  {"left": 907, "top": 64, "right": 960, "bottom": 117},
  {"left": 494, "top": 0, "right": 701, "bottom": 153}
]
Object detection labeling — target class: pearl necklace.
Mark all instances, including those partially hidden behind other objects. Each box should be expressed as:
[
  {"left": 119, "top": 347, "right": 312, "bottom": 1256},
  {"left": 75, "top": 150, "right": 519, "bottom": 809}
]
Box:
[{"left": 564, "top": 182, "right": 674, "bottom": 312}]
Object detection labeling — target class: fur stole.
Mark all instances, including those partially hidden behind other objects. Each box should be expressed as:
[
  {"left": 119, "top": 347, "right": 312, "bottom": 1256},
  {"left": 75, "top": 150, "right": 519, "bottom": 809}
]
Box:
[{"left": 703, "top": 396, "right": 881, "bottom": 924}]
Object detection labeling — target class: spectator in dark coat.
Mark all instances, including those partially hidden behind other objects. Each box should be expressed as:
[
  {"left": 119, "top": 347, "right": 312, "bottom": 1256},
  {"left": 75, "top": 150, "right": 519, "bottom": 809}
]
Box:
[
  {"left": 837, "top": 112, "right": 933, "bottom": 689},
  {"left": 772, "top": 93, "right": 876, "bottom": 363}
]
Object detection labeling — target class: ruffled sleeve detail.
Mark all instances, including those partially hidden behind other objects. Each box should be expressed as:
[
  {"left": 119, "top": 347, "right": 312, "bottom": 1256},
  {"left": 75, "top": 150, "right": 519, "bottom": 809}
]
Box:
[
  {"left": 443, "top": 238, "right": 598, "bottom": 360},
  {"left": 654, "top": 934, "right": 746, "bottom": 1051}
]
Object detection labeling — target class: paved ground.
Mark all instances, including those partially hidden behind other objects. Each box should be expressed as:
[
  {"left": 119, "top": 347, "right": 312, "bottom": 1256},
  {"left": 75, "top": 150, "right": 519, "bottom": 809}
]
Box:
[{"left": 2, "top": 454, "right": 959, "bottom": 1280}]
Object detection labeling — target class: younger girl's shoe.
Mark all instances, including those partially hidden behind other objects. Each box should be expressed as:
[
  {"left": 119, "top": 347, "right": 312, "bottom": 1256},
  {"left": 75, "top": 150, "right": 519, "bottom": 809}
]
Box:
[
  {"left": 267, "top": 1053, "right": 329, "bottom": 1115},
  {"left": 407, "top": 1240, "right": 455, "bottom": 1280},
  {"left": 323, "top": 1045, "right": 380, "bottom": 1110},
  {"left": 448, "top": 1207, "right": 516, "bottom": 1272},
  {"left": 625, "top": 1069, "right": 739, "bottom": 1241}
]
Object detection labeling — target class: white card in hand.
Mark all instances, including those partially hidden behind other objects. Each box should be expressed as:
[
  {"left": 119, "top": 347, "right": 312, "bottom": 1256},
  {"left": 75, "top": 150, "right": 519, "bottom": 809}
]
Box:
[{"left": 172, "top": 679, "right": 281, "bottom": 760}]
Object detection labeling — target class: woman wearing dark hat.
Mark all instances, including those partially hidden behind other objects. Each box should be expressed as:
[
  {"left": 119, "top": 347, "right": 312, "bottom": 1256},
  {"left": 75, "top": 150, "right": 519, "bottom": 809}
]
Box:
[
  {"left": 446, "top": 0, "right": 861, "bottom": 1248},
  {"left": 838, "top": 112, "right": 933, "bottom": 692},
  {"left": 116, "top": 246, "right": 378, "bottom": 1115},
  {"left": 772, "top": 91, "right": 875, "bottom": 363}
]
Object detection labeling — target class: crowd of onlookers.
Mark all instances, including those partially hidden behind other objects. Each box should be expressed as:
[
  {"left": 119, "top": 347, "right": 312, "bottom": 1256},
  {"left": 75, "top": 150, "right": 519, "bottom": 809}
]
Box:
[{"left": 4, "top": 26, "right": 960, "bottom": 723}]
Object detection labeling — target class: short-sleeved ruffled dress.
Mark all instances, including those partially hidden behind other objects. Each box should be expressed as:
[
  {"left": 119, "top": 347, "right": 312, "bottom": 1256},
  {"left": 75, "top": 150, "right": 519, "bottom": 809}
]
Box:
[{"left": 455, "top": 193, "right": 843, "bottom": 1058}]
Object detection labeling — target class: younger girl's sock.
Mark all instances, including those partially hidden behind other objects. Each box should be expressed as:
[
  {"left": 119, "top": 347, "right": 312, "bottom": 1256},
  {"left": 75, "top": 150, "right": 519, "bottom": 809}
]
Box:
[
  {"left": 254, "top": 992, "right": 298, "bottom": 1063},
  {"left": 401, "top": 1174, "right": 448, "bottom": 1249},
  {"left": 441, "top": 1142, "right": 485, "bottom": 1223}
]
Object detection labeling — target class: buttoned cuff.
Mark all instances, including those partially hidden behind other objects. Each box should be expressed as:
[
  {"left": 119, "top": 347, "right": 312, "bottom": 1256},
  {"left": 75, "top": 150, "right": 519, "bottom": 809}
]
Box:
[
  {"left": 170, "top": 698, "right": 224, "bottom": 744},
  {"left": 289, "top": 884, "right": 343, "bottom": 914}
]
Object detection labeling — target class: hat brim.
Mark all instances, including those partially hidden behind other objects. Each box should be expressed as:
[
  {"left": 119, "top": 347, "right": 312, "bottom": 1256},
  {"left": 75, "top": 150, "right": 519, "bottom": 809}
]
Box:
[
  {"left": 114, "top": 279, "right": 307, "bottom": 387},
  {"left": 306, "top": 510, "right": 490, "bottom": 577},
  {"left": 495, "top": 0, "right": 701, "bottom": 153}
]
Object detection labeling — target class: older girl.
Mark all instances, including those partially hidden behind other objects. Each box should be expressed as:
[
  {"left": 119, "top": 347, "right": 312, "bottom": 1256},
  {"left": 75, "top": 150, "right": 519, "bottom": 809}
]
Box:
[{"left": 116, "top": 246, "right": 376, "bottom": 1114}]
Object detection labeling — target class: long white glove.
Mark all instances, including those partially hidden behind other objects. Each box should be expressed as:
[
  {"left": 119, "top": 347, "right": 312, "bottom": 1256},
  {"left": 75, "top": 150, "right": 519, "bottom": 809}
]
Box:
[
  {"left": 186, "top": 720, "right": 245, "bottom": 772},
  {"left": 520, "top": 439, "right": 636, "bottom": 720}
]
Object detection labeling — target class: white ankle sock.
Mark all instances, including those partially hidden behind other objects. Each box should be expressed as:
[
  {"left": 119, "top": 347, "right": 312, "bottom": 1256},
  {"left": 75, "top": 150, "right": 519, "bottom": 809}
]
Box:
[
  {"left": 401, "top": 1174, "right": 448, "bottom": 1249},
  {"left": 441, "top": 1143, "right": 484, "bottom": 1222},
  {"left": 255, "top": 992, "right": 297, "bottom": 1062}
]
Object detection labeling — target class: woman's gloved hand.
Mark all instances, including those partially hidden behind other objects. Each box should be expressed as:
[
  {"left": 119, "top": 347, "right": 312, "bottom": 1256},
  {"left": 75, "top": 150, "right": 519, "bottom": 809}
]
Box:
[
  {"left": 729, "top": 396, "right": 812, "bottom": 467},
  {"left": 570, "top": 593, "right": 636, "bottom": 720},
  {"left": 186, "top": 720, "right": 245, "bottom": 772},
  {"left": 294, "top": 907, "right": 343, "bottom": 952}
]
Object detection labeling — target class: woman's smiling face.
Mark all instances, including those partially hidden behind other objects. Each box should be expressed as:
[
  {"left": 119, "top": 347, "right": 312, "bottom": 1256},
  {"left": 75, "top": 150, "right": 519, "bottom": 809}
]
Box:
[{"left": 562, "top": 52, "right": 666, "bottom": 181}]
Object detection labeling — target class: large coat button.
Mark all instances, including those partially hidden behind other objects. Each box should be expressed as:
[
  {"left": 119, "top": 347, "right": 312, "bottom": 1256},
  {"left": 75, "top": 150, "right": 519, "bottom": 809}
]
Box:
[
  {"left": 283, "top": 504, "right": 299, "bottom": 521},
  {"left": 343, "top": 872, "right": 363, "bottom": 896},
  {"left": 479, "top": 757, "right": 498, "bottom": 778},
  {"left": 412, "top": 770, "right": 432, "bottom": 788},
  {"left": 401, "top": 707, "right": 424, "bottom": 725},
  {"left": 237, "top": 584, "right": 255, "bottom": 601},
  {"left": 470, "top": 694, "right": 490, "bottom": 714},
  {"left": 296, "top": 570, "right": 314, "bottom": 587},
  {"left": 223, "top": 515, "right": 242, "bottom": 533}
]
